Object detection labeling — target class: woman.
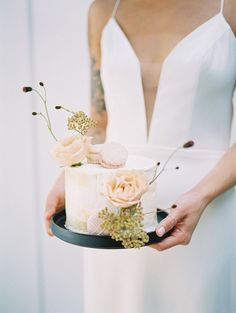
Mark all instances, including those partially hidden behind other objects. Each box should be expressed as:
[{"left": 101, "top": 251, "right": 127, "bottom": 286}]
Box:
[{"left": 45, "top": 0, "right": 236, "bottom": 312}]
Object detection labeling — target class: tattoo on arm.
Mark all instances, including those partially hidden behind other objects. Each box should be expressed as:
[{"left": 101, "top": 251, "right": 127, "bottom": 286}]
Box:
[
  {"left": 91, "top": 57, "right": 106, "bottom": 114},
  {"left": 89, "top": 57, "right": 107, "bottom": 143}
]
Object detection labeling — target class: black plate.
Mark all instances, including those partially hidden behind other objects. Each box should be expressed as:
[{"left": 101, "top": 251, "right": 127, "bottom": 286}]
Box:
[{"left": 51, "top": 209, "right": 170, "bottom": 249}]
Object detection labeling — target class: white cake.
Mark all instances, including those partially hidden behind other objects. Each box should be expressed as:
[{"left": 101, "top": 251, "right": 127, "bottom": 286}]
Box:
[{"left": 65, "top": 155, "right": 158, "bottom": 234}]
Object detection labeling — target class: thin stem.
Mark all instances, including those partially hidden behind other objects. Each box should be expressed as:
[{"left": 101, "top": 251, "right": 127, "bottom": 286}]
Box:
[
  {"left": 38, "top": 112, "right": 49, "bottom": 126},
  {"left": 150, "top": 162, "right": 160, "bottom": 184},
  {"left": 72, "top": 128, "right": 83, "bottom": 136},
  {"left": 32, "top": 88, "right": 58, "bottom": 141},
  {"left": 162, "top": 167, "right": 179, "bottom": 171},
  {"left": 144, "top": 208, "right": 170, "bottom": 215},
  {"left": 32, "top": 88, "right": 45, "bottom": 103},
  {"left": 61, "top": 106, "right": 75, "bottom": 114},
  {"left": 32, "top": 88, "right": 51, "bottom": 128},
  {"left": 161, "top": 146, "right": 181, "bottom": 172},
  {"left": 38, "top": 112, "right": 58, "bottom": 141},
  {"left": 149, "top": 168, "right": 165, "bottom": 185},
  {"left": 144, "top": 210, "right": 157, "bottom": 215},
  {"left": 42, "top": 85, "right": 47, "bottom": 102},
  {"left": 149, "top": 146, "right": 182, "bottom": 185}
]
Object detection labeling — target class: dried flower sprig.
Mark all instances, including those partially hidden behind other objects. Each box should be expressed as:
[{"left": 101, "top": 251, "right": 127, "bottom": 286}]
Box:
[
  {"left": 22, "top": 82, "right": 58, "bottom": 141},
  {"left": 55, "top": 106, "right": 97, "bottom": 135},
  {"left": 67, "top": 111, "right": 97, "bottom": 135},
  {"left": 149, "top": 140, "right": 194, "bottom": 185},
  {"left": 23, "top": 83, "right": 97, "bottom": 144},
  {"left": 99, "top": 204, "right": 149, "bottom": 249}
]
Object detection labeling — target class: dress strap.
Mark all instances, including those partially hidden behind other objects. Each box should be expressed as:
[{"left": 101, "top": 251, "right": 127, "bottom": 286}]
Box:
[
  {"left": 220, "top": 0, "right": 224, "bottom": 13},
  {"left": 111, "top": 0, "right": 121, "bottom": 18}
]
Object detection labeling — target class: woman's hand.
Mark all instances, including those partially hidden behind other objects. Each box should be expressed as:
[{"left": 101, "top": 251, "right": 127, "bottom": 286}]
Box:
[
  {"left": 44, "top": 171, "right": 65, "bottom": 236},
  {"left": 151, "top": 144, "right": 236, "bottom": 251},
  {"left": 151, "top": 190, "right": 209, "bottom": 251}
]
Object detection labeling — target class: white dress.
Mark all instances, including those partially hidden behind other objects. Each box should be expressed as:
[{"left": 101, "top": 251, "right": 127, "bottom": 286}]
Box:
[{"left": 83, "top": 0, "right": 236, "bottom": 312}]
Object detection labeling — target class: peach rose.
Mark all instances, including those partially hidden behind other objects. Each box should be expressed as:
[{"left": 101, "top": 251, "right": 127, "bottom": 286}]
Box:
[
  {"left": 51, "top": 134, "right": 92, "bottom": 166},
  {"left": 104, "top": 171, "right": 149, "bottom": 208}
]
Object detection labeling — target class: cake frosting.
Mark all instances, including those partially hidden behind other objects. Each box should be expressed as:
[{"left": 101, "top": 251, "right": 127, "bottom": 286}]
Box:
[{"left": 65, "top": 155, "right": 158, "bottom": 234}]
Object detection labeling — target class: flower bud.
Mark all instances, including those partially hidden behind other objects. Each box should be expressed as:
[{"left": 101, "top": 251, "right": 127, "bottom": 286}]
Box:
[
  {"left": 22, "top": 86, "right": 32, "bottom": 93},
  {"left": 183, "top": 140, "right": 194, "bottom": 148},
  {"left": 55, "top": 106, "right": 62, "bottom": 109},
  {"left": 39, "top": 82, "right": 44, "bottom": 86},
  {"left": 32, "top": 112, "right": 38, "bottom": 116}
]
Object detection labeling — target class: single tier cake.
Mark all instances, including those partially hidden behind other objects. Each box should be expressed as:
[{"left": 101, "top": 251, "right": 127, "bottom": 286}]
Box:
[{"left": 65, "top": 155, "right": 157, "bottom": 234}]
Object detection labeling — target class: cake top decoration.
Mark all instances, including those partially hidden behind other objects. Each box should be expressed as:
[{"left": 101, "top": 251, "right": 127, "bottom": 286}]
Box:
[
  {"left": 99, "top": 142, "right": 128, "bottom": 169},
  {"left": 23, "top": 82, "right": 128, "bottom": 168}
]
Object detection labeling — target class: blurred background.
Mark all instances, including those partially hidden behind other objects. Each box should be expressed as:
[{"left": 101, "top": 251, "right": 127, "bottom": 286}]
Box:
[
  {"left": 1, "top": 1, "right": 236, "bottom": 313},
  {"left": 0, "top": 1, "right": 92, "bottom": 312}
]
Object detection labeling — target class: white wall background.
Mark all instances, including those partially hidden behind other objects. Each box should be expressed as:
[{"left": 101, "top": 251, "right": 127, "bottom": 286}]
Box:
[{"left": 0, "top": 1, "right": 92, "bottom": 312}]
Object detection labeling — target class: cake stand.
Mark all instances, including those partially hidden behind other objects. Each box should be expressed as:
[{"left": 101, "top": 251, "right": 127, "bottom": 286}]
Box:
[{"left": 51, "top": 209, "right": 171, "bottom": 249}]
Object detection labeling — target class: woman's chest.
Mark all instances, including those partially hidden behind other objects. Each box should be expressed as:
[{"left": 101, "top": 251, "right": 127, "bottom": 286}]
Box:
[{"left": 114, "top": 3, "right": 220, "bottom": 64}]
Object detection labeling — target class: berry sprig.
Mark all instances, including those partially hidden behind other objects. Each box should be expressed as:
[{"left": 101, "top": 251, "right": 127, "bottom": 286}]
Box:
[
  {"left": 55, "top": 106, "right": 97, "bottom": 135},
  {"left": 149, "top": 140, "right": 194, "bottom": 185},
  {"left": 23, "top": 83, "right": 97, "bottom": 139},
  {"left": 22, "top": 82, "right": 58, "bottom": 141}
]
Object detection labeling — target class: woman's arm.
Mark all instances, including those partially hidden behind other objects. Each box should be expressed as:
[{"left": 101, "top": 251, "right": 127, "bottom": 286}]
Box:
[
  {"left": 190, "top": 144, "right": 236, "bottom": 202},
  {"left": 89, "top": 55, "right": 107, "bottom": 143},
  {"left": 152, "top": 143, "right": 236, "bottom": 250},
  {"left": 87, "top": 0, "right": 116, "bottom": 143},
  {"left": 152, "top": 0, "right": 236, "bottom": 250},
  {"left": 44, "top": 1, "right": 112, "bottom": 235}
]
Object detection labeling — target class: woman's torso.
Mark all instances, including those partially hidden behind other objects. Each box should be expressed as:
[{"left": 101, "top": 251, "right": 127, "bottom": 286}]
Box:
[
  {"left": 85, "top": 5, "right": 236, "bottom": 312},
  {"left": 105, "top": 0, "right": 221, "bottom": 132},
  {"left": 100, "top": 0, "right": 236, "bottom": 149}
]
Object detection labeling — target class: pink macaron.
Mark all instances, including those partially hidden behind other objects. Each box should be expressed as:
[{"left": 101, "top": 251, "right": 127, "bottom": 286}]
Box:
[
  {"left": 99, "top": 142, "right": 128, "bottom": 169},
  {"left": 87, "top": 144, "right": 104, "bottom": 164}
]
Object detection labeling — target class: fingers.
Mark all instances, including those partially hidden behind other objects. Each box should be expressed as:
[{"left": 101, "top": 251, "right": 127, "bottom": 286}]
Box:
[
  {"left": 44, "top": 195, "right": 59, "bottom": 236},
  {"left": 44, "top": 171, "right": 65, "bottom": 236},
  {"left": 151, "top": 235, "right": 181, "bottom": 251},
  {"left": 156, "top": 205, "right": 183, "bottom": 237},
  {"left": 45, "top": 216, "right": 53, "bottom": 237},
  {"left": 151, "top": 228, "right": 190, "bottom": 251}
]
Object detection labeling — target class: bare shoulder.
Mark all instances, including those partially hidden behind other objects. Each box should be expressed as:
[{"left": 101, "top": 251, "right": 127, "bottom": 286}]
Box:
[
  {"left": 89, "top": 0, "right": 115, "bottom": 16},
  {"left": 88, "top": 0, "right": 116, "bottom": 62},
  {"left": 224, "top": 0, "right": 236, "bottom": 35},
  {"left": 88, "top": 0, "right": 116, "bottom": 37}
]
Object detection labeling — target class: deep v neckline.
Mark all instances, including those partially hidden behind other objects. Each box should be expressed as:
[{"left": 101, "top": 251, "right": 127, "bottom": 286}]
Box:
[{"left": 108, "top": 12, "right": 233, "bottom": 140}]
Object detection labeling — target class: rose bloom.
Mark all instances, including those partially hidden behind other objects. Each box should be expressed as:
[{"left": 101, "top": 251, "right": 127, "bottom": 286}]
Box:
[
  {"left": 51, "top": 134, "right": 92, "bottom": 167},
  {"left": 104, "top": 170, "right": 149, "bottom": 208}
]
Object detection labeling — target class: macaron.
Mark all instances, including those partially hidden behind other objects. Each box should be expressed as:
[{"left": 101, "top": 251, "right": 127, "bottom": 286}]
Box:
[
  {"left": 87, "top": 144, "right": 103, "bottom": 164},
  {"left": 87, "top": 212, "right": 107, "bottom": 235},
  {"left": 99, "top": 142, "right": 128, "bottom": 169}
]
